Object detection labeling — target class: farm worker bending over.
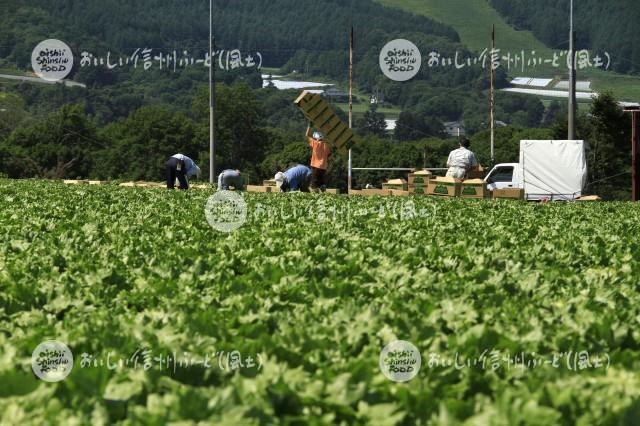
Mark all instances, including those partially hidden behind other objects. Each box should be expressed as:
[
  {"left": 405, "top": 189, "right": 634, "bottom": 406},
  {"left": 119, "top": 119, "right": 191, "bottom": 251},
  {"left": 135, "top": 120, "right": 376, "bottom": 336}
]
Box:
[
  {"left": 446, "top": 138, "right": 478, "bottom": 179},
  {"left": 217, "top": 169, "right": 244, "bottom": 190},
  {"left": 274, "top": 165, "right": 312, "bottom": 192},
  {"left": 306, "top": 123, "right": 330, "bottom": 191},
  {"left": 166, "top": 153, "right": 200, "bottom": 190}
]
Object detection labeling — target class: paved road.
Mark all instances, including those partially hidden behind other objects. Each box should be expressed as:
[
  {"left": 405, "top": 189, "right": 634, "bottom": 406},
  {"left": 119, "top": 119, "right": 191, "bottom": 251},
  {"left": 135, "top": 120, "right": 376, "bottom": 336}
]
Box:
[{"left": 0, "top": 73, "right": 86, "bottom": 88}]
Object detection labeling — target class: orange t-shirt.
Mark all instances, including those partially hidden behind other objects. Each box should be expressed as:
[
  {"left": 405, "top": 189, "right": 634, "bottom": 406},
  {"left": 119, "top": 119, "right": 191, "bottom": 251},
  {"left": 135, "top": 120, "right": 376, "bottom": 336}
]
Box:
[{"left": 309, "top": 138, "right": 330, "bottom": 170}]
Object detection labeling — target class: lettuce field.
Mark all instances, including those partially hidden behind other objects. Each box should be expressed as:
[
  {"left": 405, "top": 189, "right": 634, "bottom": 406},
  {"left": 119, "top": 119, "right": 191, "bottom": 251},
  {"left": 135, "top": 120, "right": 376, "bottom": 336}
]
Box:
[{"left": 1, "top": 179, "right": 640, "bottom": 425}]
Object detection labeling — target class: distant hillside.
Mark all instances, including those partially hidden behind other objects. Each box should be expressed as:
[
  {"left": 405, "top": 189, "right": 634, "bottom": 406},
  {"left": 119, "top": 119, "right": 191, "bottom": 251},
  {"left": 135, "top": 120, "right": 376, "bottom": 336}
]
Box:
[
  {"left": 0, "top": 0, "right": 458, "bottom": 70},
  {"left": 1, "top": 0, "right": 497, "bottom": 115},
  {"left": 490, "top": 0, "right": 640, "bottom": 75},
  {"left": 376, "top": 0, "right": 551, "bottom": 56},
  {"left": 375, "top": 0, "right": 640, "bottom": 101},
  {"left": 0, "top": 0, "right": 501, "bottom": 134}
]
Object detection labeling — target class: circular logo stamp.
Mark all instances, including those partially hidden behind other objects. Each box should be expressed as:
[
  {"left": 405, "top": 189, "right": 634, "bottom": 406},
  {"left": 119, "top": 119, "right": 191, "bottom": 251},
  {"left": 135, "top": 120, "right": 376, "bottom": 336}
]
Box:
[
  {"left": 379, "top": 39, "right": 421, "bottom": 82},
  {"left": 31, "top": 340, "right": 74, "bottom": 382},
  {"left": 204, "top": 190, "right": 248, "bottom": 233},
  {"left": 31, "top": 39, "right": 74, "bottom": 82},
  {"left": 379, "top": 340, "right": 421, "bottom": 382}
]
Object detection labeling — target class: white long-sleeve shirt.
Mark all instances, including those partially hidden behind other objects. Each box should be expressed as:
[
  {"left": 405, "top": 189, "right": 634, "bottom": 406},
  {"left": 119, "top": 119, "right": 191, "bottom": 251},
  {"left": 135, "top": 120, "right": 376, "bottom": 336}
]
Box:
[{"left": 447, "top": 147, "right": 478, "bottom": 169}]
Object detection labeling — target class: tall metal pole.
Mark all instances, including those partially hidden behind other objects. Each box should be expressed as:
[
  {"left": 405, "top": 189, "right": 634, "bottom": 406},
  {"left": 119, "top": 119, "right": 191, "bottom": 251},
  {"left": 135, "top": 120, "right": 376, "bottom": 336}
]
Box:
[
  {"left": 348, "top": 26, "right": 353, "bottom": 192},
  {"left": 490, "top": 24, "right": 495, "bottom": 165},
  {"left": 624, "top": 107, "right": 639, "bottom": 201},
  {"left": 209, "top": 1, "right": 216, "bottom": 184},
  {"left": 568, "top": 0, "right": 577, "bottom": 140},
  {"left": 632, "top": 111, "right": 639, "bottom": 201}
]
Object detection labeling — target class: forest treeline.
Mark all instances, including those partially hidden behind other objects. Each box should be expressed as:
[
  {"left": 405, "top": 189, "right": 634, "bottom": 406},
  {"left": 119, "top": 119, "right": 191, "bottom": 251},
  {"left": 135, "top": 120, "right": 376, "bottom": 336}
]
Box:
[
  {"left": 0, "top": 0, "right": 635, "bottom": 199},
  {"left": 0, "top": 81, "right": 631, "bottom": 199},
  {"left": 490, "top": 0, "right": 640, "bottom": 74}
]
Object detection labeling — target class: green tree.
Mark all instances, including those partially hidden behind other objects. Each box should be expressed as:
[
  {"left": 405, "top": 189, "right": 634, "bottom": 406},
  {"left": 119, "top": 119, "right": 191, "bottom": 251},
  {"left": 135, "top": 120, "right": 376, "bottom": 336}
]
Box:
[
  {"left": 551, "top": 93, "right": 631, "bottom": 199},
  {"left": 542, "top": 100, "right": 564, "bottom": 128},
  {"left": 357, "top": 104, "right": 386, "bottom": 137},
  {"left": 192, "top": 81, "right": 268, "bottom": 179},
  {"left": 1, "top": 104, "right": 102, "bottom": 178},
  {"left": 395, "top": 111, "right": 444, "bottom": 141},
  {"left": 95, "top": 106, "right": 198, "bottom": 180}
]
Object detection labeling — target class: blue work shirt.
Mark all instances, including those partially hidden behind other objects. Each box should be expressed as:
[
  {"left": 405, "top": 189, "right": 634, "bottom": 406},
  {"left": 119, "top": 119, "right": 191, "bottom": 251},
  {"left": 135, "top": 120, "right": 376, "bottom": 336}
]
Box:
[
  {"left": 172, "top": 154, "right": 200, "bottom": 176},
  {"left": 218, "top": 169, "right": 243, "bottom": 190},
  {"left": 283, "top": 165, "right": 312, "bottom": 191}
]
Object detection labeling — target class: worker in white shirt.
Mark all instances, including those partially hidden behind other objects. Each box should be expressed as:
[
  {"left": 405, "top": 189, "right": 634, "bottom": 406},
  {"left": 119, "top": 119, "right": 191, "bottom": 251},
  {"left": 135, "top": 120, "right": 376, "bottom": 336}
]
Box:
[
  {"left": 446, "top": 138, "right": 478, "bottom": 179},
  {"left": 166, "top": 153, "right": 200, "bottom": 189}
]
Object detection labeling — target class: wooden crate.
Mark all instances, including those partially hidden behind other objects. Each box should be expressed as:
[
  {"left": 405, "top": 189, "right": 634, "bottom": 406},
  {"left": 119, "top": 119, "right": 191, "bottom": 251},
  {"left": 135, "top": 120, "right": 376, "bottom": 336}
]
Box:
[
  {"left": 427, "top": 177, "right": 462, "bottom": 197},
  {"left": 361, "top": 188, "right": 392, "bottom": 196},
  {"left": 135, "top": 182, "right": 164, "bottom": 187},
  {"left": 294, "top": 91, "right": 355, "bottom": 154},
  {"left": 460, "top": 179, "right": 488, "bottom": 199},
  {"left": 467, "top": 165, "right": 486, "bottom": 180},
  {"left": 382, "top": 179, "right": 408, "bottom": 191},
  {"left": 408, "top": 185, "right": 429, "bottom": 195},
  {"left": 407, "top": 171, "right": 432, "bottom": 186},
  {"left": 492, "top": 188, "right": 524, "bottom": 200},
  {"left": 247, "top": 185, "right": 273, "bottom": 193},
  {"left": 576, "top": 195, "right": 602, "bottom": 201}
]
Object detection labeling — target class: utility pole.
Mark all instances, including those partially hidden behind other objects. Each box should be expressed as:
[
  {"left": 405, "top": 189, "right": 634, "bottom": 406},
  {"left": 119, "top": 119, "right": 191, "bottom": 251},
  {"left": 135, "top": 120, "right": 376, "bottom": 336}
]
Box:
[
  {"left": 348, "top": 26, "right": 354, "bottom": 192},
  {"left": 209, "top": 1, "right": 216, "bottom": 184},
  {"left": 568, "top": 0, "right": 577, "bottom": 140},
  {"left": 624, "top": 106, "right": 640, "bottom": 201},
  {"left": 490, "top": 24, "right": 495, "bottom": 165}
]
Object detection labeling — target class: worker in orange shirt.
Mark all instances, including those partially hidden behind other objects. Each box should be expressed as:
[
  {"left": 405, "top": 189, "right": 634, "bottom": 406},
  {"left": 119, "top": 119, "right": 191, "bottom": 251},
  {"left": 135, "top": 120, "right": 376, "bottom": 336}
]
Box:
[{"left": 306, "top": 122, "right": 330, "bottom": 192}]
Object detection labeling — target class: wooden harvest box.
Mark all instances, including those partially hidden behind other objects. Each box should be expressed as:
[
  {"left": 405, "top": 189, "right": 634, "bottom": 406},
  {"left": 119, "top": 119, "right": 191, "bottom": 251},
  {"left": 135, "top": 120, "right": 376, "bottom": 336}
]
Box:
[{"left": 294, "top": 91, "right": 355, "bottom": 154}]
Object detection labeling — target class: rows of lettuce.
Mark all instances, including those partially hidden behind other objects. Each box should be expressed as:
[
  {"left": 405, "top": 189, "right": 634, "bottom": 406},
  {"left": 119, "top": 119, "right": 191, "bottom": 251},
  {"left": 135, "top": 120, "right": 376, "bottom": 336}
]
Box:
[{"left": 1, "top": 180, "right": 640, "bottom": 424}]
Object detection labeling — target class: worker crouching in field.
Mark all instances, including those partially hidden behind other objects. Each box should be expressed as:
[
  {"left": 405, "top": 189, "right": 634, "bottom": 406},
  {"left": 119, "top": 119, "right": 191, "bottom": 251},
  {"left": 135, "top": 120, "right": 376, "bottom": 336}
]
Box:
[
  {"left": 274, "top": 165, "right": 312, "bottom": 192},
  {"left": 166, "top": 154, "right": 201, "bottom": 190},
  {"left": 306, "top": 123, "right": 330, "bottom": 192},
  {"left": 217, "top": 169, "right": 244, "bottom": 190},
  {"left": 446, "top": 138, "right": 478, "bottom": 179}
]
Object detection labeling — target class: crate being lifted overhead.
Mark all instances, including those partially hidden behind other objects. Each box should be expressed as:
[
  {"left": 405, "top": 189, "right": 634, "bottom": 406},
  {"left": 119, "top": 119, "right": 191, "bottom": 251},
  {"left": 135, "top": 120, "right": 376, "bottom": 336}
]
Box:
[{"left": 294, "top": 90, "right": 355, "bottom": 155}]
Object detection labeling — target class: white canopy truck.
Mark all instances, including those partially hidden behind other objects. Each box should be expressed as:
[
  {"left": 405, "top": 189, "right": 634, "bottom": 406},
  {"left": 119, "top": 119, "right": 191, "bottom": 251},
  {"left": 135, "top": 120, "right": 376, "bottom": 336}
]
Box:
[{"left": 484, "top": 140, "right": 588, "bottom": 201}]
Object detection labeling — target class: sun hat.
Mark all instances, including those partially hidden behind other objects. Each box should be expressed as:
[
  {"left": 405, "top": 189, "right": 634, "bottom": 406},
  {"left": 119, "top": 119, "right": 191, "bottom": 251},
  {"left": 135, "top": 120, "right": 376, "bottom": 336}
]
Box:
[{"left": 274, "top": 172, "right": 285, "bottom": 188}]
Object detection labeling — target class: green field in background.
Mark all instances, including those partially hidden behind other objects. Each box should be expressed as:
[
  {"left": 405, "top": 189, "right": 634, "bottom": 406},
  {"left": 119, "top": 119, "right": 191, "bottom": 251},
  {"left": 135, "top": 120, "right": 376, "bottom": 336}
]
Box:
[{"left": 376, "top": 0, "right": 640, "bottom": 102}]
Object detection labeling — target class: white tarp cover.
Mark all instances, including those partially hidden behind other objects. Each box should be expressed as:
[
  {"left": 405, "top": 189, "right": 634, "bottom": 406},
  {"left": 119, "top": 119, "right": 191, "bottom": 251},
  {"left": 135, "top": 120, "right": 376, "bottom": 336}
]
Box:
[
  {"left": 520, "top": 140, "right": 587, "bottom": 200},
  {"left": 510, "top": 77, "right": 553, "bottom": 87}
]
